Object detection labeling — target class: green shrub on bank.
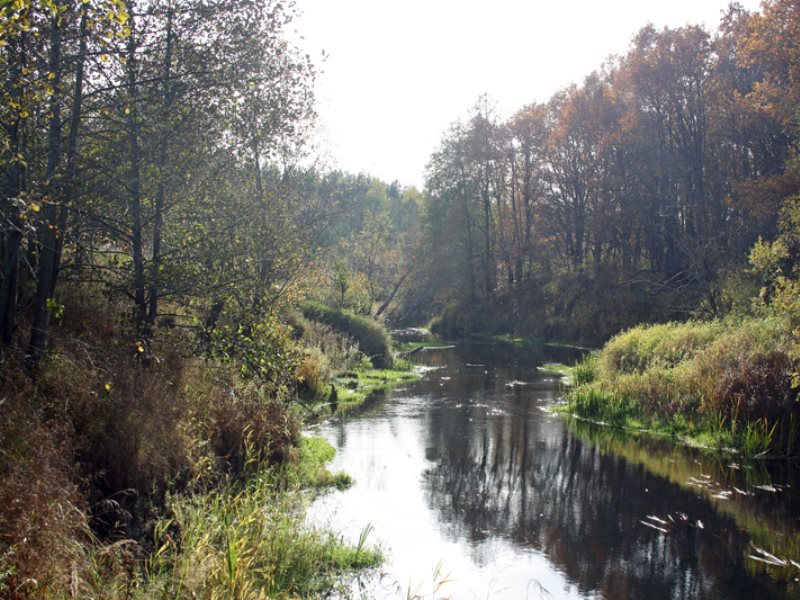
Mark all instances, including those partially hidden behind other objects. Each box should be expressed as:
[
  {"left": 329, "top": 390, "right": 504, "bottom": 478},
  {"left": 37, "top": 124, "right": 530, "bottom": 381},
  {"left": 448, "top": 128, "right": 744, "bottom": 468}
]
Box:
[
  {"left": 566, "top": 316, "right": 800, "bottom": 456},
  {"left": 301, "top": 302, "right": 393, "bottom": 368}
]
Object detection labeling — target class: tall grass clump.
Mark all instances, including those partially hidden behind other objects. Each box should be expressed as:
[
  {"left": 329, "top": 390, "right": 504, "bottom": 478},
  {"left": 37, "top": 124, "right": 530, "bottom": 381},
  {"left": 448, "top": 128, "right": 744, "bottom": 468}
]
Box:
[
  {"left": 573, "top": 353, "right": 598, "bottom": 386},
  {"left": 140, "top": 449, "right": 378, "bottom": 598},
  {"left": 301, "top": 301, "right": 393, "bottom": 368},
  {"left": 600, "top": 320, "right": 727, "bottom": 376},
  {"left": 566, "top": 316, "right": 800, "bottom": 456}
]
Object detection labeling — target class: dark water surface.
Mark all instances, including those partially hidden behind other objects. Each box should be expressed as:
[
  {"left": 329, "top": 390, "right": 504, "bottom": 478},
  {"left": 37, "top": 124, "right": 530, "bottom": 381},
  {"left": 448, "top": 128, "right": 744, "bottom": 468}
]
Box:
[{"left": 308, "top": 340, "right": 800, "bottom": 599}]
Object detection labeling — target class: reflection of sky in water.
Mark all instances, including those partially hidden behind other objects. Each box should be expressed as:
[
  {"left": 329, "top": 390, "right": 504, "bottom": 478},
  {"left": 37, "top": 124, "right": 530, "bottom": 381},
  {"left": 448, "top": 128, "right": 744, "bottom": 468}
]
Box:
[{"left": 308, "top": 342, "right": 800, "bottom": 600}]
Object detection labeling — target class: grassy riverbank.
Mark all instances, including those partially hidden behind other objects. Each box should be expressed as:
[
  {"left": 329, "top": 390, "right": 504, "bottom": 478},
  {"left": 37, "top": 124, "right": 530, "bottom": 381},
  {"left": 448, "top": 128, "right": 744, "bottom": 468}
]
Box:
[
  {"left": 560, "top": 317, "right": 800, "bottom": 457},
  {"left": 97, "top": 437, "right": 380, "bottom": 599},
  {"left": 0, "top": 291, "right": 388, "bottom": 598}
]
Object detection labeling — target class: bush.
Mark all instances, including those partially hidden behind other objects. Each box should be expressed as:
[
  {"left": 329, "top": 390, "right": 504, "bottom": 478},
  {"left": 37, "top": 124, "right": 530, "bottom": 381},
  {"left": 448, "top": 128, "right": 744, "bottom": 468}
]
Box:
[
  {"left": 289, "top": 313, "right": 362, "bottom": 372},
  {"left": 295, "top": 347, "right": 331, "bottom": 401},
  {"left": 301, "top": 302, "right": 393, "bottom": 368}
]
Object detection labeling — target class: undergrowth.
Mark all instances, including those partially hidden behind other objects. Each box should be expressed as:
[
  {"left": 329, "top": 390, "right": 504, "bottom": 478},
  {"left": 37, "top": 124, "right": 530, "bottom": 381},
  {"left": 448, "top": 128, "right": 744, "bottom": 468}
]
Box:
[{"left": 0, "top": 286, "right": 381, "bottom": 598}]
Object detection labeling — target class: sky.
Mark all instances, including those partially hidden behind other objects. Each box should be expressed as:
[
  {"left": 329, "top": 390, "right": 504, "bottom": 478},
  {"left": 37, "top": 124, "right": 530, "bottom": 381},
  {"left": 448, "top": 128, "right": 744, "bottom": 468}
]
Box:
[{"left": 292, "top": 0, "right": 763, "bottom": 189}]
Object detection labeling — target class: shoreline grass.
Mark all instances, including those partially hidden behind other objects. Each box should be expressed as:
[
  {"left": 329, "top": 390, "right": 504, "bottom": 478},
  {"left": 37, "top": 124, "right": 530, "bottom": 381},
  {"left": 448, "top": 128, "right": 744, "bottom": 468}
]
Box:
[
  {"left": 557, "top": 317, "right": 800, "bottom": 458},
  {"left": 88, "top": 436, "right": 381, "bottom": 598},
  {"left": 333, "top": 366, "right": 421, "bottom": 412}
]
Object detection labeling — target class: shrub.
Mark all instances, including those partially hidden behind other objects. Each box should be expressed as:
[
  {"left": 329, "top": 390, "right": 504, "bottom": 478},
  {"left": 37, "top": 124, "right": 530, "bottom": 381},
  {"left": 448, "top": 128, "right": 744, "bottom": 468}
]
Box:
[
  {"left": 293, "top": 316, "right": 362, "bottom": 372},
  {"left": 301, "top": 302, "right": 393, "bottom": 368},
  {"left": 295, "top": 347, "right": 331, "bottom": 402}
]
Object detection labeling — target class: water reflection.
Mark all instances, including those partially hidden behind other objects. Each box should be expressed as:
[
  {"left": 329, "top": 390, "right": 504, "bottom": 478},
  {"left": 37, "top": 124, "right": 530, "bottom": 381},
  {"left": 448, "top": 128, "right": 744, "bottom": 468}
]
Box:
[{"left": 311, "top": 341, "right": 800, "bottom": 599}]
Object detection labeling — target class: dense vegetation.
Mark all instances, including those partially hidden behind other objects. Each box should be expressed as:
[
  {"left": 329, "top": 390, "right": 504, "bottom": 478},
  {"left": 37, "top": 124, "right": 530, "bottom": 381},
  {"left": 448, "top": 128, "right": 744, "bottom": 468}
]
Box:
[
  {"left": 0, "top": 0, "right": 398, "bottom": 596},
  {"left": 564, "top": 196, "right": 800, "bottom": 456},
  {"left": 2, "top": 0, "right": 800, "bottom": 596}
]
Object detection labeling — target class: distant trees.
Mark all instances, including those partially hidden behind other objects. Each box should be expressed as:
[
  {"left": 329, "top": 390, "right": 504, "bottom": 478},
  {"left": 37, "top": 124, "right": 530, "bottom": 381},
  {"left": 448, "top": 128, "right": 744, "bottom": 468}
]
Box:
[
  {"left": 414, "top": 1, "right": 800, "bottom": 340},
  {"left": 301, "top": 173, "right": 421, "bottom": 320}
]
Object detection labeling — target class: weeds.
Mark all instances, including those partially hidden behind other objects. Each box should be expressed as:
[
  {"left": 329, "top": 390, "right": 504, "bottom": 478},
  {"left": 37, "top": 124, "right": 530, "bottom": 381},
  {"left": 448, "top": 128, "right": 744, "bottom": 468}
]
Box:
[
  {"left": 742, "top": 419, "right": 778, "bottom": 457},
  {"left": 302, "top": 301, "right": 394, "bottom": 368},
  {"left": 574, "top": 354, "right": 598, "bottom": 386},
  {"left": 0, "top": 286, "right": 382, "bottom": 598},
  {"left": 137, "top": 470, "right": 381, "bottom": 598}
]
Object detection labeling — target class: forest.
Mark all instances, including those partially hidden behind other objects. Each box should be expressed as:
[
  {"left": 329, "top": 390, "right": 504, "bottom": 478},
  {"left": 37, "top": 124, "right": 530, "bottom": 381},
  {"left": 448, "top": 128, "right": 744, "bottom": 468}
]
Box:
[{"left": 0, "top": 0, "right": 799, "bottom": 597}]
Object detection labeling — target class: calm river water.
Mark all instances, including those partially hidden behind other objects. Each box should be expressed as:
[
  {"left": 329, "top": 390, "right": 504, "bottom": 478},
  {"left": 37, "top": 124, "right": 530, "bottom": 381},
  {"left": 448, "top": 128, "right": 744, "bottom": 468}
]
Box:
[{"left": 308, "top": 339, "right": 800, "bottom": 599}]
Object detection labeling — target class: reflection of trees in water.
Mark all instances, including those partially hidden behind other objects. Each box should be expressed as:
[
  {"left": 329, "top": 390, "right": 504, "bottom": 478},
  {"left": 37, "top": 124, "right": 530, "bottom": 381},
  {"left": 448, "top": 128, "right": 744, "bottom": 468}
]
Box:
[{"left": 421, "top": 402, "right": 794, "bottom": 599}]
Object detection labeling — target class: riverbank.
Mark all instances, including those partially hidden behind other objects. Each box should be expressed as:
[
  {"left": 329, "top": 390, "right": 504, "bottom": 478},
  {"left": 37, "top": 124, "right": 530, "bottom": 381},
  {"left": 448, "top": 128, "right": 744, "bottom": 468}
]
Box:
[
  {"left": 0, "top": 291, "right": 390, "bottom": 598},
  {"left": 108, "top": 436, "right": 381, "bottom": 598},
  {"left": 558, "top": 316, "right": 800, "bottom": 457}
]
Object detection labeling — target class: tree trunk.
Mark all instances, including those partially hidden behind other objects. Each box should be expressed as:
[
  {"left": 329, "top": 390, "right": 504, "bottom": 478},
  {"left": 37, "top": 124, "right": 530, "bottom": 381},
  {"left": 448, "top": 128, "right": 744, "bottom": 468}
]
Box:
[
  {"left": 125, "top": 3, "right": 148, "bottom": 352},
  {"left": 148, "top": 5, "right": 174, "bottom": 328},
  {"left": 27, "top": 13, "right": 64, "bottom": 368},
  {"left": 0, "top": 31, "right": 27, "bottom": 346}
]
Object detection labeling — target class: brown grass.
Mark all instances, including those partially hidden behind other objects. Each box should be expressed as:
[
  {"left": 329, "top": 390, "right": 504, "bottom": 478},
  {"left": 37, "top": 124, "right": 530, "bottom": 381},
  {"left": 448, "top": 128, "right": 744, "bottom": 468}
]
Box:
[{"left": 0, "top": 284, "right": 306, "bottom": 597}]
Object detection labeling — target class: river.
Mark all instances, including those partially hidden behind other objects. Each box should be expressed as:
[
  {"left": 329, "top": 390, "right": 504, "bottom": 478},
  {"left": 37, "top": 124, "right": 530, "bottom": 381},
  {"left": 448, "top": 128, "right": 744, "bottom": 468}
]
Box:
[{"left": 308, "top": 339, "right": 800, "bottom": 599}]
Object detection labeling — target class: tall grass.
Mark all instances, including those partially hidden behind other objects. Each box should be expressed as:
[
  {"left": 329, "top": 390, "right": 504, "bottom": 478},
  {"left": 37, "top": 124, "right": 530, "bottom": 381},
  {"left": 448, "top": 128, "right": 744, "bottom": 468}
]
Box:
[
  {"left": 137, "top": 472, "right": 381, "bottom": 599},
  {"left": 565, "top": 316, "right": 800, "bottom": 456},
  {"left": 1, "top": 286, "right": 381, "bottom": 598}
]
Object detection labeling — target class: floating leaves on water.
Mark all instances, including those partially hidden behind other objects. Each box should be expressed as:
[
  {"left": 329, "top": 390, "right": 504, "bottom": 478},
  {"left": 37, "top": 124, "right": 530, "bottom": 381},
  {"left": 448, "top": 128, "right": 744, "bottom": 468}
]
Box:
[
  {"left": 505, "top": 380, "right": 529, "bottom": 387},
  {"left": 640, "top": 519, "right": 667, "bottom": 534},
  {"left": 748, "top": 545, "right": 791, "bottom": 567},
  {"left": 755, "top": 484, "right": 780, "bottom": 493},
  {"left": 646, "top": 515, "right": 669, "bottom": 525}
]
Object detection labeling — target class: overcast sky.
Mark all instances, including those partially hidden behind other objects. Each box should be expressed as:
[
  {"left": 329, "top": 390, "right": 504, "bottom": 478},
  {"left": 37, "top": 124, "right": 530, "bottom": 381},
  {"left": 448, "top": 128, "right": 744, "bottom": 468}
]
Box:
[{"left": 292, "top": 0, "right": 762, "bottom": 189}]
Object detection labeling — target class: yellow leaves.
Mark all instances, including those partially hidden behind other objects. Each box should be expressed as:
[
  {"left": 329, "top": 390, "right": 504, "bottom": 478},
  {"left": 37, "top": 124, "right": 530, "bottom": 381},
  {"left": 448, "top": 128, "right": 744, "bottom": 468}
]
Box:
[
  {"left": 124, "top": 106, "right": 130, "bottom": 115},
  {"left": 29, "top": 201, "right": 40, "bottom": 212},
  {"left": 104, "top": 382, "right": 112, "bottom": 392},
  {"left": 135, "top": 340, "right": 145, "bottom": 353}
]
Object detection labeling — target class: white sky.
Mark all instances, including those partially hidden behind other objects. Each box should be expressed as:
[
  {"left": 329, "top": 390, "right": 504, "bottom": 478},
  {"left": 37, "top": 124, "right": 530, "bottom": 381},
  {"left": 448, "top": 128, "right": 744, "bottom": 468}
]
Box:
[{"left": 292, "top": 0, "right": 763, "bottom": 189}]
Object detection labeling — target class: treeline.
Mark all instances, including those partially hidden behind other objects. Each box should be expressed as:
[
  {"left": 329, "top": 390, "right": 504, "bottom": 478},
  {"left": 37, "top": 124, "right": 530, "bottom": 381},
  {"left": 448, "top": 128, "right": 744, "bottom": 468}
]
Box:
[
  {"left": 304, "top": 174, "right": 421, "bottom": 320},
  {"left": 411, "top": 1, "right": 800, "bottom": 341}
]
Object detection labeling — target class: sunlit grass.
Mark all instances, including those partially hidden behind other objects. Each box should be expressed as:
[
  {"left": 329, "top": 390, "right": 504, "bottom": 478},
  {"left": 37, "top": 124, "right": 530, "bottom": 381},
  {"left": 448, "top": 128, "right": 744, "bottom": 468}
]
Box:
[
  {"left": 334, "top": 367, "right": 421, "bottom": 412},
  {"left": 560, "top": 317, "right": 799, "bottom": 456},
  {"left": 85, "top": 437, "right": 380, "bottom": 598}
]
